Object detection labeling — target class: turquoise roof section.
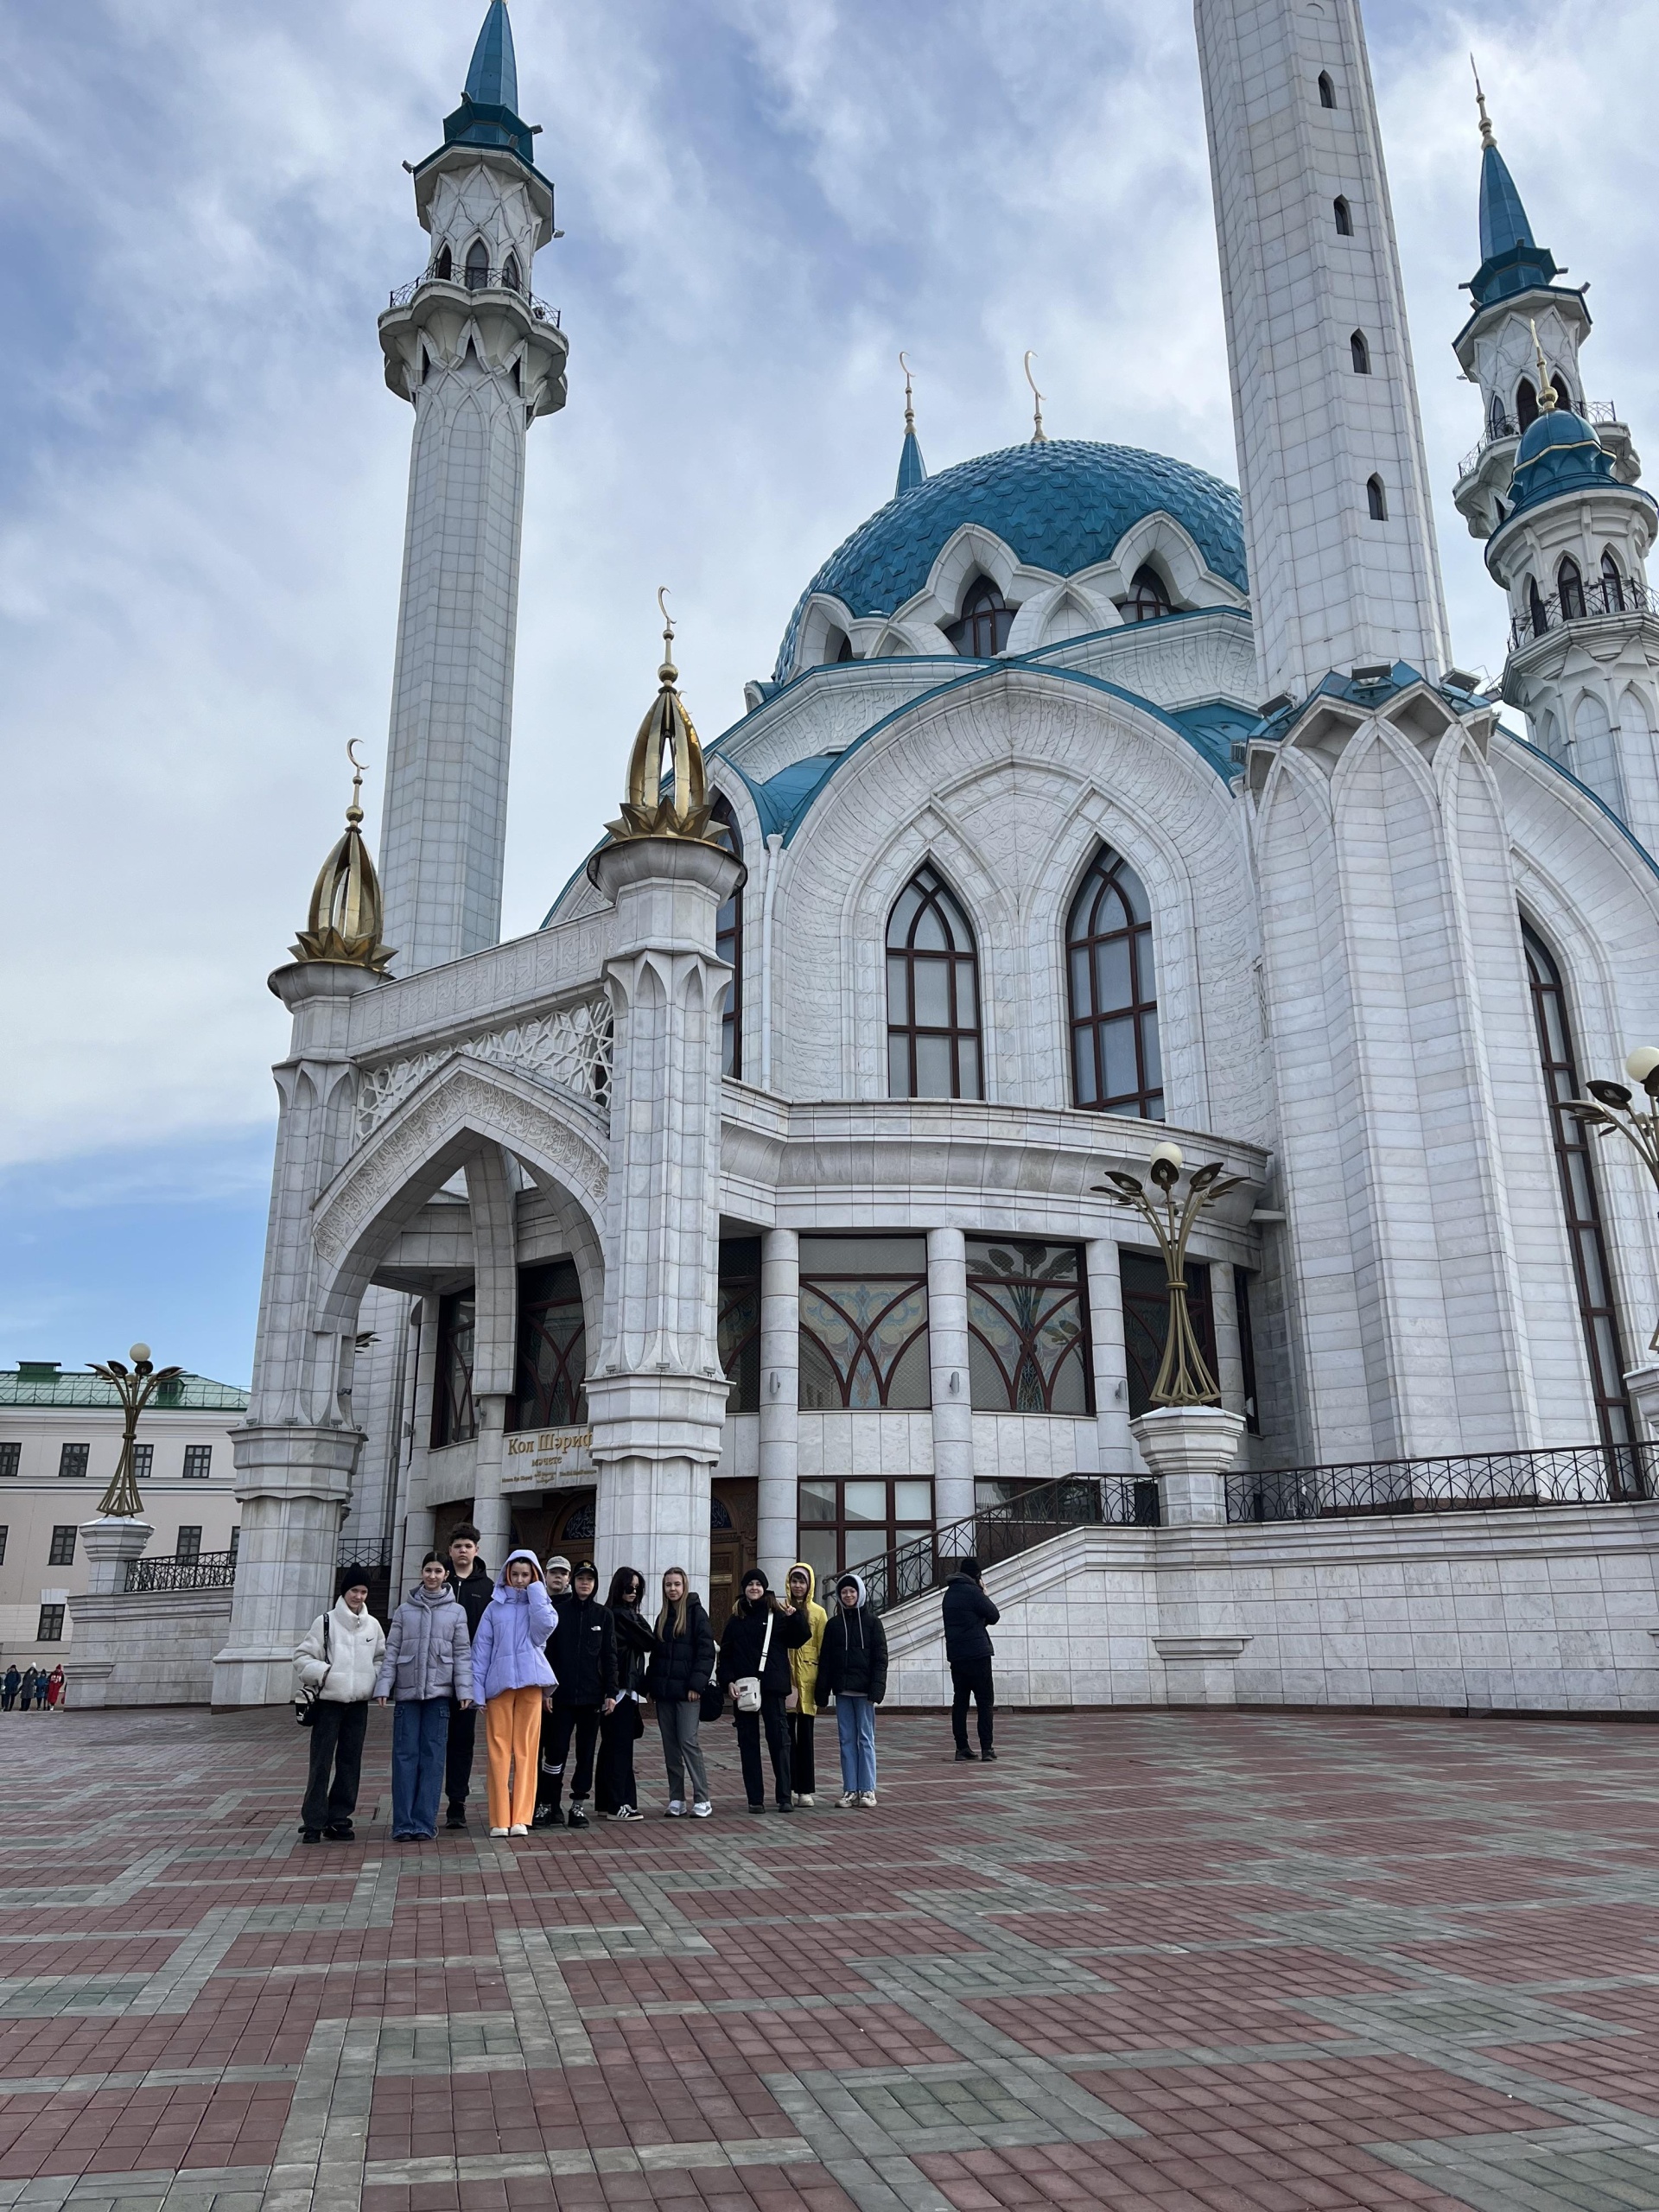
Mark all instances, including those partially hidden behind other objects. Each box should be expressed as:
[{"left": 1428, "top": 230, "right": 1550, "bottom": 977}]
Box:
[
  {"left": 465, "top": 1, "right": 518, "bottom": 111},
  {"left": 1490, "top": 405, "right": 1652, "bottom": 547},
  {"left": 895, "top": 428, "right": 927, "bottom": 498},
  {"left": 1469, "top": 138, "right": 1561, "bottom": 309},
  {"left": 774, "top": 439, "right": 1248, "bottom": 680}
]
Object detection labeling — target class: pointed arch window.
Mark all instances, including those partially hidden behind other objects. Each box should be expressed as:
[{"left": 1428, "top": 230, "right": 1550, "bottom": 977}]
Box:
[
  {"left": 1558, "top": 555, "right": 1586, "bottom": 621},
  {"left": 712, "top": 794, "right": 743, "bottom": 1080},
  {"left": 1522, "top": 924, "right": 1633, "bottom": 1450},
  {"left": 945, "top": 576, "right": 1014, "bottom": 657},
  {"left": 1350, "top": 330, "right": 1371, "bottom": 374},
  {"left": 502, "top": 250, "right": 522, "bottom": 293},
  {"left": 823, "top": 626, "right": 854, "bottom": 664},
  {"left": 1516, "top": 377, "right": 1539, "bottom": 431},
  {"left": 1488, "top": 390, "right": 1509, "bottom": 438},
  {"left": 1333, "top": 195, "right": 1353, "bottom": 236},
  {"left": 1366, "top": 474, "right": 1388, "bottom": 521},
  {"left": 1066, "top": 847, "right": 1162, "bottom": 1119},
  {"left": 887, "top": 865, "right": 982, "bottom": 1099},
  {"left": 1551, "top": 366, "right": 1575, "bottom": 412},
  {"left": 1601, "top": 550, "right": 1626, "bottom": 613},
  {"left": 1528, "top": 576, "right": 1548, "bottom": 637},
  {"left": 464, "top": 238, "right": 490, "bottom": 290},
  {"left": 1318, "top": 71, "right": 1337, "bottom": 108},
  {"left": 435, "top": 243, "right": 453, "bottom": 283},
  {"left": 1122, "top": 565, "right": 1173, "bottom": 623}
]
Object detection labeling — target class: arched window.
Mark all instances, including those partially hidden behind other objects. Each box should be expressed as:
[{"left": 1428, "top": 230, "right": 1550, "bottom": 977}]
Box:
[
  {"left": 823, "top": 626, "right": 854, "bottom": 664},
  {"left": 944, "top": 576, "right": 1014, "bottom": 657},
  {"left": 1333, "top": 195, "right": 1353, "bottom": 236},
  {"left": 1350, "top": 329, "right": 1371, "bottom": 374},
  {"left": 887, "top": 865, "right": 982, "bottom": 1099},
  {"left": 1558, "top": 555, "right": 1586, "bottom": 621},
  {"left": 1065, "top": 847, "right": 1162, "bottom": 1119},
  {"left": 510, "top": 1260, "right": 588, "bottom": 1431},
  {"left": 501, "top": 250, "right": 522, "bottom": 293},
  {"left": 464, "top": 238, "right": 489, "bottom": 290},
  {"left": 1122, "top": 565, "right": 1173, "bottom": 623},
  {"left": 1366, "top": 474, "right": 1388, "bottom": 521},
  {"left": 1550, "top": 366, "right": 1574, "bottom": 412},
  {"left": 435, "top": 243, "right": 453, "bottom": 282},
  {"left": 1528, "top": 576, "right": 1548, "bottom": 637},
  {"left": 1318, "top": 71, "right": 1337, "bottom": 107},
  {"left": 1516, "top": 377, "right": 1539, "bottom": 431},
  {"left": 1488, "top": 390, "right": 1508, "bottom": 438},
  {"left": 712, "top": 795, "right": 743, "bottom": 1080},
  {"left": 1601, "top": 550, "right": 1626, "bottom": 613},
  {"left": 1522, "top": 924, "right": 1634, "bottom": 1450}
]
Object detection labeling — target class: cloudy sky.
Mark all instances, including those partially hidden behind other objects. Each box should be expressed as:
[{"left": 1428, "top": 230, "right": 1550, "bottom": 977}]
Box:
[{"left": 2, "top": 0, "right": 1656, "bottom": 1383}]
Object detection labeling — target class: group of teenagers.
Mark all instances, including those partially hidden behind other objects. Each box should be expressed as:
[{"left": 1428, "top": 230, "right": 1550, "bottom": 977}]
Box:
[
  {"left": 294, "top": 1529, "right": 995, "bottom": 1844},
  {"left": 2, "top": 1662, "right": 65, "bottom": 1712}
]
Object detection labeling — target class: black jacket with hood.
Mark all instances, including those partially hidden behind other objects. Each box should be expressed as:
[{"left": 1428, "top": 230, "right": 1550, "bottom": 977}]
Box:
[
  {"left": 546, "top": 1584, "right": 618, "bottom": 1706},
  {"left": 445, "top": 1558, "right": 496, "bottom": 1640},
  {"left": 815, "top": 1575, "right": 889, "bottom": 1704},
  {"left": 645, "top": 1596, "right": 716, "bottom": 1703},
  {"left": 715, "top": 1572, "right": 810, "bottom": 1698},
  {"left": 941, "top": 1573, "right": 999, "bottom": 1664}
]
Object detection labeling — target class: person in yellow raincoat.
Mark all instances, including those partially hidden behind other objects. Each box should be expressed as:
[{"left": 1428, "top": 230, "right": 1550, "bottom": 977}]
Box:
[{"left": 784, "top": 1561, "right": 828, "bottom": 1806}]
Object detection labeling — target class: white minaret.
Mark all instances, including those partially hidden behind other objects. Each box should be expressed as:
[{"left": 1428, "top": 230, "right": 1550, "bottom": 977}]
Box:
[
  {"left": 1194, "top": 0, "right": 1451, "bottom": 702},
  {"left": 376, "top": 1, "right": 569, "bottom": 975}
]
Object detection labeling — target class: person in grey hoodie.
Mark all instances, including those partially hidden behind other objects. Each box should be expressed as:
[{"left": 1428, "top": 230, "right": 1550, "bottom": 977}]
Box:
[{"left": 374, "top": 1554, "right": 473, "bottom": 1841}]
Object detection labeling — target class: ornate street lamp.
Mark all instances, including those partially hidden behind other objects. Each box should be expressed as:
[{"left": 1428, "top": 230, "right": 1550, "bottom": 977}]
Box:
[
  {"left": 1095, "top": 1142, "right": 1244, "bottom": 1406},
  {"left": 1566, "top": 1046, "right": 1659, "bottom": 1351},
  {"left": 89, "top": 1344, "right": 184, "bottom": 1518}
]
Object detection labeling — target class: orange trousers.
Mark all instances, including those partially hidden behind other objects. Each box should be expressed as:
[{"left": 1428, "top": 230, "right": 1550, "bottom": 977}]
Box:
[{"left": 484, "top": 1686, "right": 543, "bottom": 1829}]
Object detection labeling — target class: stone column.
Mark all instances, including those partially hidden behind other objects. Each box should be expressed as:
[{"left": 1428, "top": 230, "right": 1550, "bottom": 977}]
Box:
[
  {"left": 78, "top": 1516, "right": 154, "bottom": 1597},
  {"left": 927, "top": 1228, "right": 975, "bottom": 1536},
  {"left": 464, "top": 1145, "right": 518, "bottom": 1567},
  {"left": 758, "top": 1228, "right": 799, "bottom": 1581},
  {"left": 397, "top": 1295, "right": 440, "bottom": 1591},
  {"left": 1131, "top": 1406, "right": 1246, "bottom": 1526},
  {"left": 587, "top": 836, "right": 741, "bottom": 1601},
  {"left": 1085, "top": 1238, "right": 1135, "bottom": 1471}
]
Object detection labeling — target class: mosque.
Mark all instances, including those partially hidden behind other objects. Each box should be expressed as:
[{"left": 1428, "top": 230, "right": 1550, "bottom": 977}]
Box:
[{"left": 210, "top": 0, "right": 1659, "bottom": 1709}]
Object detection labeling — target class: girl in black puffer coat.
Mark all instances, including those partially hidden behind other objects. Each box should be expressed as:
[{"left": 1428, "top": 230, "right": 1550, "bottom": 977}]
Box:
[
  {"left": 645, "top": 1567, "right": 716, "bottom": 1816},
  {"left": 597, "top": 1566, "right": 658, "bottom": 1820},
  {"left": 715, "top": 1567, "right": 810, "bottom": 1814}
]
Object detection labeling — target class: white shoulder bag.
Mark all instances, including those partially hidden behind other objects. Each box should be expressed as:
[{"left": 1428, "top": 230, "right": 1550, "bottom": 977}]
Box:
[{"left": 733, "top": 1611, "right": 773, "bottom": 1714}]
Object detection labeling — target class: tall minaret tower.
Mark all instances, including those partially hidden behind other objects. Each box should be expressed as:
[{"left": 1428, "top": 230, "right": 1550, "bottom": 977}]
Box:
[
  {"left": 376, "top": 1, "right": 569, "bottom": 975},
  {"left": 1194, "top": 0, "right": 1451, "bottom": 702}
]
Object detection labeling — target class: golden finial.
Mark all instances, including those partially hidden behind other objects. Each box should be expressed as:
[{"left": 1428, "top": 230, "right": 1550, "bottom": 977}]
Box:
[
  {"left": 1024, "top": 350, "right": 1048, "bottom": 445},
  {"left": 291, "top": 741, "right": 396, "bottom": 973},
  {"left": 1529, "top": 319, "right": 1558, "bottom": 412},
  {"left": 1471, "top": 55, "right": 1495, "bottom": 149},
  {"left": 607, "top": 592, "right": 718, "bottom": 845},
  {"left": 899, "top": 351, "right": 916, "bottom": 435}
]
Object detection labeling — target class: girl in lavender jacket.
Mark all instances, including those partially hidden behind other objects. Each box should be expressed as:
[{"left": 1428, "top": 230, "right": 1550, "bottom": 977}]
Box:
[{"left": 470, "top": 1549, "right": 558, "bottom": 1836}]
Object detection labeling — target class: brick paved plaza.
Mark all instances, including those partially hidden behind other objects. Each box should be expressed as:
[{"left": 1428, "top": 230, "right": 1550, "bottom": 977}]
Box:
[{"left": 6, "top": 1707, "right": 1659, "bottom": 2212}]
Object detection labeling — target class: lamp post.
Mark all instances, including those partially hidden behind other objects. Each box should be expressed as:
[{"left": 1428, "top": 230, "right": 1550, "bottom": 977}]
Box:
[
  {"left": 1095, "top": 1142, "right": 1244, "bottom": 1405},
  {"left": 89, "top": 1344, "right": 184, "bottom": 1518},
  {"left": 1564, "top": 1046, "right": 1659, "bottom": 1353}
]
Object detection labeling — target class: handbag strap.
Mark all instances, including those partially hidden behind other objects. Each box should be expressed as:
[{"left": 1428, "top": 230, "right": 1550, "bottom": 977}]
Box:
[{"left": 759, "top": 1610, "right": 773, "bottom": 1674}]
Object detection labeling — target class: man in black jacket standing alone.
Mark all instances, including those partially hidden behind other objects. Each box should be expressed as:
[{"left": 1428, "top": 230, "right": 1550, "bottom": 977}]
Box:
[
  {"left": 443, "top": 1525, "right": 495, "bottom": 1828},
  {"left": 941, "top": 1557, "right": 999, "bottom": 1762}
]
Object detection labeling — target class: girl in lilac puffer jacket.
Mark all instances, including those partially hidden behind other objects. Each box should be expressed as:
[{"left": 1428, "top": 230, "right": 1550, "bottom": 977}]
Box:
[{"left": 470, "top": 1550, "right": 558, "bottom": 1835}]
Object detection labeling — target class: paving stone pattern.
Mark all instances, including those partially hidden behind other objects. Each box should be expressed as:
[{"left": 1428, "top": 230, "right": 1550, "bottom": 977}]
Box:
[{"left": 3, "top": 1707, "right": 1659, "bottom": 2210}]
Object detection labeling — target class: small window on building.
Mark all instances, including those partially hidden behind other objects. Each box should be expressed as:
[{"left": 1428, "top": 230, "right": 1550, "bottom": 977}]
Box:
[
  {"left": 1516, "top": 377, "right": 1539, "bottom": 431},
  {"left": 1488, "top": 391, "right": 1508, "bottom": 438},
  {"left": 1350, "top": 329, "right": 1371, "bottom": 374},
  {"left": 229, "top": 1527, "right": 240, "bottom": 1563},
  {"left": 465, "top": 238, "right": 490, "bottom": 290},
  {"left": 1528, "top": 576, "right": 1548, "bottom": 637},
  {"left": 181, "top": 1445, "right": 212, "bottom": 1479},
  {"left": 966, "top": 1239, "right": 1092, "bottom": 1414},
  {"left": 1234, "top": 1268, "right": 1262, "bottom": 1435},
  {"left": 0, "top": 1443, "right": 18, "bottom": 1478},
  {"left": 1550, "top": 367, "right": 1574, "bottom": 412},
  {"left": 58, "top": 1444, "right": 89, "bottom": 1479},
  {"left": 175, "top": 1526, "right": 203, "bottom": 1561},
  {"left": 886, "top": 866, "right": 982, "bottom": 1100},
  {"left": 718, "top": 1238, "right": 761, "bottom": 1414},
  {"left": 48, "top": 1526, "right": 77, "bottom": 1567},
  {"left": 1065, "top": 847, "right": 1163, "bottom": 1119},
  {"left": 795, "top": 1476, "right": 934, "bottom": 1592},
  {"left": 1318, "top": 71, "right": 1337, "bottom": 107},
  {"left": 0, "top": 1526, "right": 8, "bottom": 1563},
  {"left": 502, "top": 250, "right": 522, "bottom": 292},
  {"left": 435, "top": 243, "right": 453, "bottom": 282},
  {"left": 36, "top": 1605, "right": 66, "bottom": 1643},
  {"left": 432, "top": 1288, "right": 478, "bottom": 1447},
  {"left": 712, "top": 794, "right": 744, "bottom": 1080},
  {"left": 1122, "top": 565, "right": 1173, "bottom": 623},
  {"left": 1557, "top": 555, "right": 1586, "bottom": 620},
  {"left": 944, "top": 575, "right": 1014, "bottom": 657},
  {"left": 798, "top": 1235, "right": 931, "bottom": 1410},
  {"left": 1601, "top": 550, "right": 1625, "bottom": 613},
  {"left": 132, "top": 1444, "right": 153, "bottom": 1481},
  {"left": 1333, "top": 196, "right": 1353, "bottom": 236},
  {"left": 823, "top": 626, "right": 853, "bottom": 664},
  {"left": 511, "top": 1261, "right": 588, "bottom": 1431},
  {"left": 1366, "top": 474, "right": 1388, "bottom": 521}
]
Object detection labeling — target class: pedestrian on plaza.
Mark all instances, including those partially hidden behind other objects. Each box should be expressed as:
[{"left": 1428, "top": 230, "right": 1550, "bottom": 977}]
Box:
[
  {"left": 645, "top": 1566, "right": 715, "bottom": 1818},
  {"left": 294, "top": 1565, "right": 387, "bottom": 1844},
  {"left": 32, "top": 1671, "right": 48, "bottom": 1711},
  {"left": 784, "top": 1562, "right": 827, "bottom": 1807},
  {"left": 715, "top": 1568, "right": 809, "bottom": 1815},
  {"left": 1, "top": 1665, "right": 18, "bottom": 1712},
  {"left": 534, "top": 1560, "right": 616, "bottom": 1829},
  {"left": 470, "top": 1549, "right": 558, "bottom": 1837},
  {"left": 596, "top": 1566, "right": 657, "bottom": 1821},
  {"left": 19, "top": 1667, "right": 39, "bottom": 1713},
  {"left": 374, "top": 1554, "right": 473, "bottom": 1842},
  {"left": 442, "top": 1525, "right": 494, "bottom": 1830},
  {"left": 815, "top": 1573, "right": 888, "bottom": 1807},
  {"left": 46, "top": 1666, "right": 66, "bottom": 1711},
  {"left": 543, "top": 1555, "right": 573, "bottom": 1599},
  {"left": 942, "top": 1556, "right": 999, "bottom": 1763}
]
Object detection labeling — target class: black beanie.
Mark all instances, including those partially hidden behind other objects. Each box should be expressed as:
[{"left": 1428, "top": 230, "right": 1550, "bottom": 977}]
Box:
[
  {"left": 741, "top": 1566, "right": 769, "bottom": 1592},
  {"left": 337, "top": 1562, "right": 371, "bottom": 1598},
  {"left": 960, "top": 1556, "right": 982, "bottom": 1580}
]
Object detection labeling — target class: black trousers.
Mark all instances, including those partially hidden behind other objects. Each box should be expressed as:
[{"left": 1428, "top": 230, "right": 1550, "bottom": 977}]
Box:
[
  {"left": 539, "top": 1702, "right": 601, "bottom": 1808},
  {"left": 950, "top": 1659, "right": 995, "bottom": 1751},
  {"left": 444, "top": 1700, "right": 477, "bottom": 1811},
  {"left": 301, "top": 1700, "right": 369, "bottom": 1832},
  {"left": 789, "top": 1712, "right": 815, "bottom": 1795},
  {"left": 596, "top": 1702, "right": 640, "bottom": 1813},
  {"left": 735, "top": 1696, "right": 791, "bottom": 1808}
]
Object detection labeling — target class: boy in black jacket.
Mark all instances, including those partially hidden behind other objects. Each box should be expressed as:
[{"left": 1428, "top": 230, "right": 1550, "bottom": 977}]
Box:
[
  {"left": 814, "top": 1573, "right": 889, "bottom": 1806},
  {"left": 940, "top": 1556, "right": 999, "bottom": 1762},
  {"left": 534, "top": 1560, "right": 617, "bottom": 1827},
  {"left": 442, "top": 1525, "right": 496, "bottom": 1827}
]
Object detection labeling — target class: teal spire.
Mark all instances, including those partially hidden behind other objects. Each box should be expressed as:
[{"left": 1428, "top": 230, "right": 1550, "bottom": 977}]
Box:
[
  {"left": 465, "top": 2, "right": 518, "bottom": 113},
  {"left": 1467, "top": 68, "right": 1560, "bottom": 310},
  {"left": 895, "top": 353, "right": 927, "bottom": 497},
  {"left": 1478, "top": 141, "right": 1533, "bottom": 264}
]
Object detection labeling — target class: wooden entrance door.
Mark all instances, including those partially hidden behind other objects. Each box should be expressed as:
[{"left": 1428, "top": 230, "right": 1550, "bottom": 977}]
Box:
[{"left": 709, "top": 1478, "right": 757, "bottom": 1630}]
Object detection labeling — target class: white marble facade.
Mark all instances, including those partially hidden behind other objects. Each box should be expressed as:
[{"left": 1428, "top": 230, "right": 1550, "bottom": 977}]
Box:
[{"left": 213, "top": 0, "right": 1659, "bottom": 1707}]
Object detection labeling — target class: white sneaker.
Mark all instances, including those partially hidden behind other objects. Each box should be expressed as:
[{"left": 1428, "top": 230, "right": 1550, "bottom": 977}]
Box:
[
  {"left": 613, "top": 1806, "right": 643, "bottom": 1821},
  {"left": 489, "top": 1827, "right": 509, "bottom": 1838},
  {"left": 836, "top": 1790, "right": 859, "bottom": 1808},
  {"left": 859, "top": 1791, "right": 878, "bottom": 1807},
  {"left": 508, "top": 1823, "right": 529, "bottom": 1836},
  {"left": 666, "top": 1800, "right": 685, "bottom": 1818},
  {"left": 797, "top": 1793, "right": 816, "bottom": 1808},
  {"left": 690, "top": 1801, "right": 713, "bottom": 1818}
]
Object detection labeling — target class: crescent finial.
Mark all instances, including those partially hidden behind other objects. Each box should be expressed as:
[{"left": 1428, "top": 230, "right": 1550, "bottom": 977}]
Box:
[
  {"left": 899, "top": 351, "right": 916, "bottom": 434},
  {"left": 346, "top": 739, "right": 367, "bottom": 819},
  {"left": 1023, "top": 350, "right": 1048, "bottom": 444}
]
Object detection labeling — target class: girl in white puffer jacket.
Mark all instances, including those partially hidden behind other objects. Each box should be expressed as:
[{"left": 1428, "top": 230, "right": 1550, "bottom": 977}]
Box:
[{"left": 293, "top": 1565, "right": 387, "bottom": 1843}]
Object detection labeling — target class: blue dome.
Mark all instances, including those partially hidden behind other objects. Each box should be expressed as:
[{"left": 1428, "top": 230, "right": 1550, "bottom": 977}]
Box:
[
  {"left": 1506, "top": 404, "right": 1618, "bottom": 518},
  {"left": 774, "top": 438, "right": 1248, "bottom": 680}
]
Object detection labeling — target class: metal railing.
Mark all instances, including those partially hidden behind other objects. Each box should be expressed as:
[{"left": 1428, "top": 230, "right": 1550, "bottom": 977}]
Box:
[
  {"left": 335, "top": 1538, "right": 396, "bottom": 1569},
  {"left": 125, "top": 1549, "right": 238, "bottom": 1593},
  {"left": 1459, "top": 398, "right": 1617, "bottom": 483},
  {"left": 1510, "top": 575, "right": 1657, "bottom": 650},
  {"left": 1226, "top": 1443, "right": 1656, "bottom": 1524},
  {"left": 847, "top": 1474, "right": 1159, "bottom": 1613},
  {"left": 387, "top": 268, "right": 560, "bottom": 325}
]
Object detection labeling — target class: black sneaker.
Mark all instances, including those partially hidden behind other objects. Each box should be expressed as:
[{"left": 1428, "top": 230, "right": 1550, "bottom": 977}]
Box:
[
  {"left": 531, "top": 1804, "right": 563, "bottom": 1829},
  {"left": 774, "top": 1801, "right": 793, "bottom": 1814},
  {"left": 565, "top": 1804, "right": 590, "bottom": 1830},
  {"left": 954, "top": 1748, "right": 978, "bottom": 1762},
  {"left": 747, "top": 1802, "right": 766, "bottom": 1815},
  {"left": 445, "top": 1808, "right": 467, "bottom": 1831},
  {"left": 301, "top": 1828, "right": 321, "bottom": 1845},
  {"left": 322, "top": 1822, "right": 355, "bottom": 1840},
  {"left": 981, "top": 1748, "right": 998, "bottom": 1762}
]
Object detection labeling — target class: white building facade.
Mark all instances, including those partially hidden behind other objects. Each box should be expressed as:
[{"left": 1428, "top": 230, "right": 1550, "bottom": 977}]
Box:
[{"left": 213, "top": 0, "right": 1659, "bottom": 1709}]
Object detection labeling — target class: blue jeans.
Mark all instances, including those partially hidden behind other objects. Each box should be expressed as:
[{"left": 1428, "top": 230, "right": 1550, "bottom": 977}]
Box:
[
  {"left": 391, "top": 1698, "right": 451, "bottom": 1837},
  {"left": 835, "top": 1695, "right": 877, "bottom": 1795}
]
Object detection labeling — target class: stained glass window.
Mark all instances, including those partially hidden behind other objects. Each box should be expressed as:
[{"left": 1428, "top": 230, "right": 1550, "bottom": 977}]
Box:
[
  {"left": 1066, "top": 848, "right": 1163, "bottom": 1119},
  {"left": 431, "top": 1290, "right": 477, "bottom": 1447},
  {"left": 511, "top": 1260, "right": 587, "bottom": 1431},
  {"left": 1120, "top": 1250, "right": 1215, "bottom": 1419},
  {"left": 966, "top": 1238, "right": 1092, "bottom": 1414},
  {"left": 887, "top": 867, "right": 982, "bottom": 1100},
  {"left": 798, "top": 1235, "right": 931, "bottom": 1409}
]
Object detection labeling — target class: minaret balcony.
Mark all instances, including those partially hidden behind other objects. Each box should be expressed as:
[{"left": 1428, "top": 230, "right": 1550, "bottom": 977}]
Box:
[
  {"left": 1456, "top": 404, "right": 1637, "bottom": 541},
  {"left": 1508, "top": 573, "right": 1659, "bottom": 653},
  {"left": 387, "top": 264, "right": 560, "bottom": 328}
]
